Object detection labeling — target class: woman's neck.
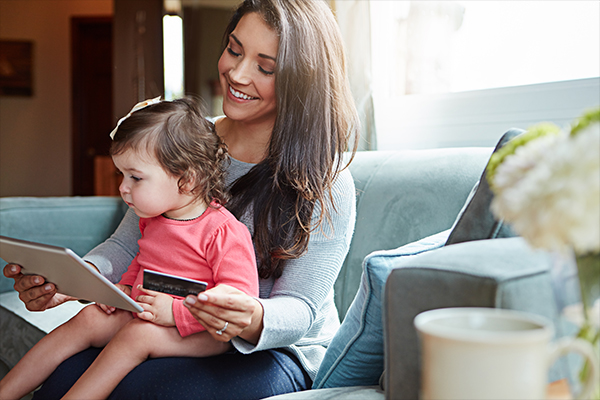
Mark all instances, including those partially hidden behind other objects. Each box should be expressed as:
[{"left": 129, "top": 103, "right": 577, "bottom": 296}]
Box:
[{"left": 215, "top": 117, "right": 272, "bottom": 164}]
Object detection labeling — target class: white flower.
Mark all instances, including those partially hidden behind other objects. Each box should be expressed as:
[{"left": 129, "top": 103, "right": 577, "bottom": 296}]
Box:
[
  {"left": 491, "top": 133, "right": 561, "bottom": 200},
  {"left": 490, "top": 120, "right": 600, "bottom": 254},
  {"left": 563, "top": 299, "right": 600, "bottom": 329}
]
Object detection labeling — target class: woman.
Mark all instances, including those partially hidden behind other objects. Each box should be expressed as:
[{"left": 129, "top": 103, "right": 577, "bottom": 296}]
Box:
[{"left": 4, "top": 0, "right": 359, "bottom": 398}]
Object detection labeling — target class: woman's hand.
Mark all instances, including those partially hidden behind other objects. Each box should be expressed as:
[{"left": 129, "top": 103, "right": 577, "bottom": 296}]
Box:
[
  {"left": 184, "top": 284, "right": 264, "bottom": 343},
  {"left": 3, "top": 263, "right": 74, "bottom": 311},
  {"left": 135, "top": 285, "right": 176, "bottom": 327}
]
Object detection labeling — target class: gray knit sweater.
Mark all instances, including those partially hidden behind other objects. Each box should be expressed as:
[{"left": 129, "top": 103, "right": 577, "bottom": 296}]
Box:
[{"left": 85, "top": 156, "right": 356, "bottom": 380}]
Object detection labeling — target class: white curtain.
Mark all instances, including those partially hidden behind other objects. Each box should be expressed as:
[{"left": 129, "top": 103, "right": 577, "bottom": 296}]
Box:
[{"left": 331, "top": 0, "right": 376, "bottom": 151}]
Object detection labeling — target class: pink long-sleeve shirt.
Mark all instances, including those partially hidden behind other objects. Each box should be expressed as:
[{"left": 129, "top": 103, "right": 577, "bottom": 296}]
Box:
[{"left": 119, "top": 204, "right": 259, "bottom": 337}]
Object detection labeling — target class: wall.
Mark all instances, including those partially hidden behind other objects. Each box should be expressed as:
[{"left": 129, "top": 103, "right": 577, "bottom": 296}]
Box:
[
  {"left": 0, "top": 0, "right": 113, "bottom": 197},
  {"left": 113, "top": 0, "right": 163, "bottom": 124},
  {"left": 183, "top": 6, "right": 234, "bottom": 115}
]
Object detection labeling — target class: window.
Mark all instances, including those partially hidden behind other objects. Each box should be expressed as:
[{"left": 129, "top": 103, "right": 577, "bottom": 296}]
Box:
[
  {"left": 370, "top": 1, "right": 600, "bottom": 149},
  {"left": 163, "top": 14, "right": 184, "bottom": 100}
]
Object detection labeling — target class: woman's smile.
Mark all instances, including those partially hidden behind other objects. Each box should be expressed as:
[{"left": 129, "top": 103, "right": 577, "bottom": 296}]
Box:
[{"left": 228, "top": 85, "right": 258, "bottom": 101}]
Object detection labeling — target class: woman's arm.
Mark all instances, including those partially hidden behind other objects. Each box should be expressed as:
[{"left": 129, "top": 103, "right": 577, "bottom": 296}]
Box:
[
  {"left": 84, "top": 208, "right": 141, "bottom": 283},
  {"left": 251, "top": 168, "right": 356, "bottom": 349},
  {"left": 246, "top": 237, "right": 353, "bottom": 350}
]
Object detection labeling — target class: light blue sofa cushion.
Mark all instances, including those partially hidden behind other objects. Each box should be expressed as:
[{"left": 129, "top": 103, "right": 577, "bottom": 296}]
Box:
[{"left": 312, "top": 229, "right": 450, "bottom": 389}]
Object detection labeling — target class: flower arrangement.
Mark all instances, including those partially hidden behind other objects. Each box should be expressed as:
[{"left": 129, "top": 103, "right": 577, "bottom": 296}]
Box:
[{"left": 486, "top": 107, "right": 600, "bottom": 398}]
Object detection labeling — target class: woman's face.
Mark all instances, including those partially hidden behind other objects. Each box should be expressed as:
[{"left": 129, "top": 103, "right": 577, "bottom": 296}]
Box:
[{"left": 218, "top": 12, "right": 279, "bottom": 126}]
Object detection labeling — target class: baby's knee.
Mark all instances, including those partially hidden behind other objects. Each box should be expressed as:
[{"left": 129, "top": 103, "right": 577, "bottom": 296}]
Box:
[
  {"left": 120, "top": 319, "right": 160, "bottom": 339},
  {"left": 111, "top": 319, "right": 159, "bottom": 355},
  {"left": 70, "top": 304, "right": 106, "bottom": 328}
]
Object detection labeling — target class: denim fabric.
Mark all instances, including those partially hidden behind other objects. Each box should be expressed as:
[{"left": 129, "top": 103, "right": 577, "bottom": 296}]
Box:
[{"left": 33, "top": 347, "right": 311, "bottom": 400}]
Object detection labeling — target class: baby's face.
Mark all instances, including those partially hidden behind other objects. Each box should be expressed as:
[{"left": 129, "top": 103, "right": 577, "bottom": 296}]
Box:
[{"left": 112, "top": 149, "right": 182, "bottom": 219}]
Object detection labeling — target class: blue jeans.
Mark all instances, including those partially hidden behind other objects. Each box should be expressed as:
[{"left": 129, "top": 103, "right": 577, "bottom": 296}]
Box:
[{"left": 32, "top": 347, "right": 311, "bottom": 400}]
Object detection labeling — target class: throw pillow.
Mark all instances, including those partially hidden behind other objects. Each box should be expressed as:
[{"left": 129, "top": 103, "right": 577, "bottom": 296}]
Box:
[
  {"left": 312, "top": 229, "right": 450, "bottom": 389},
  {"left": 445, "top": 128, "right": 523, "bottom": 245}
]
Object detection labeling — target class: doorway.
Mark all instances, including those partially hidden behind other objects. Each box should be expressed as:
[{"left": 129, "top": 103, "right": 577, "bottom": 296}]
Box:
[{"left": 71, "top": 17, "right": 116, "bottom": 196}]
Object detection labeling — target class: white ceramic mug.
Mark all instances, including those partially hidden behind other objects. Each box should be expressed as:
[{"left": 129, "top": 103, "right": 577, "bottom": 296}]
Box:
[{"left": 414, "top": 307, "right": 598, "bottom": 400}]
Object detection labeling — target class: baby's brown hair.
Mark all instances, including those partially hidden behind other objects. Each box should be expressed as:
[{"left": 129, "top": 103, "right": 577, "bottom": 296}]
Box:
[{"left": 110, "top": 97, "right": 229, "bottom": 206}]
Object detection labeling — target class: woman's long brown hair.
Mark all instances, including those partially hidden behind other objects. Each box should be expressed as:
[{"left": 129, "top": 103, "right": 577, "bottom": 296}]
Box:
[{"left": 224, "top": 0, "right": 359, "bottom": 279}]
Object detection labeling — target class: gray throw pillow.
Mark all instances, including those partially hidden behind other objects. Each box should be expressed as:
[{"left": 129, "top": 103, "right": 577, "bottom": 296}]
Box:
[{"left": 445, "top": 128, "right": 523, "bottom": 245}]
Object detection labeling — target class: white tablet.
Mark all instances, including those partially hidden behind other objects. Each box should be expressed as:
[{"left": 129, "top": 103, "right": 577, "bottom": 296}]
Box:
[{"left": 0, "top": 236, "right": 143, "bottom": 313}]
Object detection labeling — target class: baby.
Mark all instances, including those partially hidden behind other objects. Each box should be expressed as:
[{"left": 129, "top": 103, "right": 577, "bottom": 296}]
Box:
[{"left": 0, "top": 97, "right": 259, "bottom": 399}]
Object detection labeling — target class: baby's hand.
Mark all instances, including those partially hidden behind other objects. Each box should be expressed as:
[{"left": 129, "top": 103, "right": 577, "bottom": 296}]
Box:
[
  {"left": 97, "top": 284, "right": 132, "bottom": 315},
  {"left": 116, "top": 284, "right": 132, "bottom": 297},
  {"left": 96, "top": 303, "right": 116, "bottom": 314},
  {"left": 135, "top": 285, "right": 175, "bottom": 327}
]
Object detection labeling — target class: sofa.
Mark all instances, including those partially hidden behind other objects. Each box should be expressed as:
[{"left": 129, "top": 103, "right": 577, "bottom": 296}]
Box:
[{"left": 0, "top": 131, "right": 575, "bottom": 399}]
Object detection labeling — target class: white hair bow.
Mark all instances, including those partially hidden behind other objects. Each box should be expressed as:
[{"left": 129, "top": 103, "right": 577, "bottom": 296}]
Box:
[{"left": 109, "top": 96, "right": 162, "bottom": 140}]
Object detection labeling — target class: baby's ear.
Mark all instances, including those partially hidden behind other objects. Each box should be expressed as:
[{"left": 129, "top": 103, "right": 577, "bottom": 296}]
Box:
[{"left": 179, "top": 170, "right": 197, "bottom": 193}]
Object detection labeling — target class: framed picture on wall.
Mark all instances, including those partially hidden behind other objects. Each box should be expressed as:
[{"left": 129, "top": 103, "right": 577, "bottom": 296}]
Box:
[{"left": 0, "top": 40, "right": 34, "bottom": 96}]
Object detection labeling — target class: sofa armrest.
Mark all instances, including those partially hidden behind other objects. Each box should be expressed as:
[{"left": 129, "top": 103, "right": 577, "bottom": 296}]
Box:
[
  {"left": 0, "top": 196, "right": 128, "bottom": 293},
  {"left": 382, "top": 237, "right": 568, "bottom": 400}
]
